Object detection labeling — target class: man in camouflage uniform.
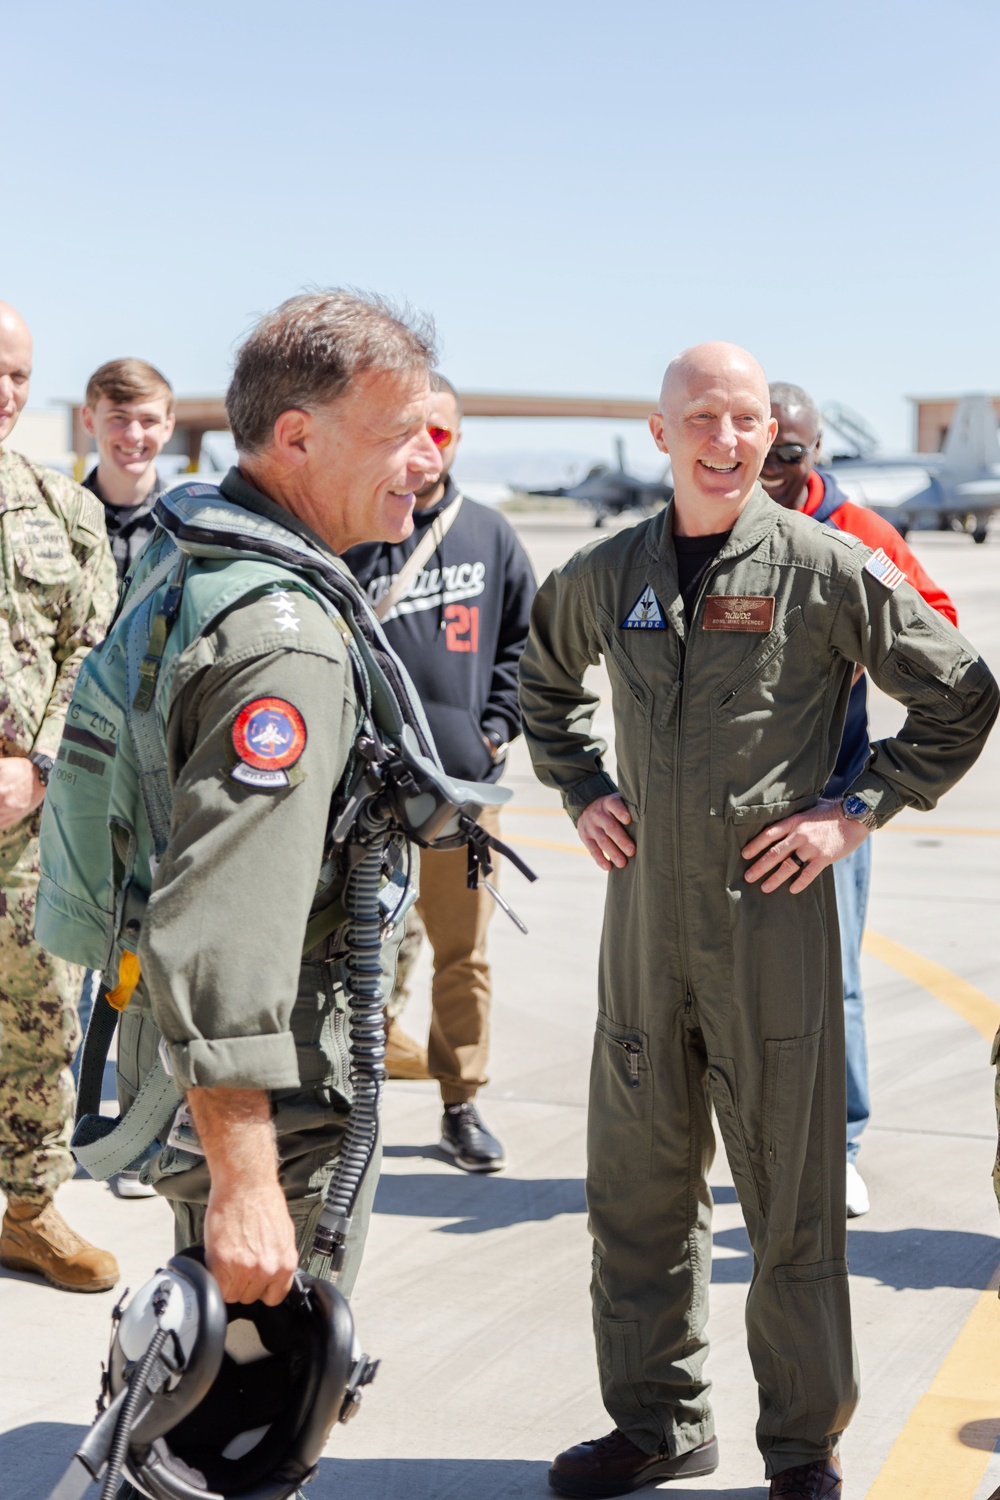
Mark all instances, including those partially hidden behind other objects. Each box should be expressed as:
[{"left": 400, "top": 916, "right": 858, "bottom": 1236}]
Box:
[{"left": 0, "top": 301, "right": 120, "bottom": 1292}]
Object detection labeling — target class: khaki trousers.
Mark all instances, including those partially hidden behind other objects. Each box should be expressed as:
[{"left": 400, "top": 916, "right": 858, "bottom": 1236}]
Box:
[{"left": 391, "top": 804, "right": 501, "bottom": 1105}]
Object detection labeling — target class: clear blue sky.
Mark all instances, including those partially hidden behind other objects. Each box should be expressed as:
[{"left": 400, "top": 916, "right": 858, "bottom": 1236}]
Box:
[{"left": 7, "top": 0, "right": 1000, "bottom": 473}]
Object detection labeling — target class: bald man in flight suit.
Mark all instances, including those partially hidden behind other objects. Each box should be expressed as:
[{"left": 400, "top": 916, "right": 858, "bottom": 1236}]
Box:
[{"left": 520, "top": 342, "right": 998, "bottom": 1500}]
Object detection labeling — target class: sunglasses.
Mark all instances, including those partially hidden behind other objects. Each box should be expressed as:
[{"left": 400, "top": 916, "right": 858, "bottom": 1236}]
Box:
[
  {"left": 428, "top": 424, "right": 454, "bottom": 449},
  {"left": 768, "top": 442, "right": 815, "bottom": 465}
]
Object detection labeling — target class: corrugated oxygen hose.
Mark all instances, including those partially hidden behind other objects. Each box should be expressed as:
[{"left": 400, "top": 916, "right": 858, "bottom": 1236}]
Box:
[{"left": 312, "top": 801, "right": 390, "bottom": 1270}]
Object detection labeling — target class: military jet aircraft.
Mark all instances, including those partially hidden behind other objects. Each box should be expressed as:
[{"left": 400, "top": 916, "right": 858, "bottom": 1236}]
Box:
[
  {"left": 828, "top": 393, "right": 1000, "bottom": 543},
  {"left": 524, "top": 438, "right": 673, "bottom": 526}
]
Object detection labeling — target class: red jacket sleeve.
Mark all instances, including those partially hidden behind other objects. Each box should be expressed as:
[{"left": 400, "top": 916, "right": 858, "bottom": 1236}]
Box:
[{"left": 829, "top": 500, "right": 959, "bottom": 626}]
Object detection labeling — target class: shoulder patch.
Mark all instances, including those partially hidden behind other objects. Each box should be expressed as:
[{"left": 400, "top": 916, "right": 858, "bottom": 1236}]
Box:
[
  {"left": 621, "top": 585, "right": 666, "bottom": 629},
  {"left": 231, "top": 696, "right": 307, "bottom": 789},
  {"left": 36, "top": 466, "right": 107, "bottom": 545},
  {"left": 863, "top": 547, "right": 905, "bottom": 591}
]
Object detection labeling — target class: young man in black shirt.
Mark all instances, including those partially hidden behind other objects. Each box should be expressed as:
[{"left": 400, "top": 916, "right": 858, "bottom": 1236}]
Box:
[{"left": 81, "top": 358, "right": 174, "bottom": 581}]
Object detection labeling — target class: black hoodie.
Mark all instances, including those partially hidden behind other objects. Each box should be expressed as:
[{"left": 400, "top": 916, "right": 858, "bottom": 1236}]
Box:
[{"left": 343, "top": 480, "right": 536, "bottom": 782}]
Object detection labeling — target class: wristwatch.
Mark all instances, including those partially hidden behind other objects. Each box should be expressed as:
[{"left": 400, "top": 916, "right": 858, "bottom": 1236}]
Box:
[
  {"left": 29, "top": 752, "right": 55, "bottom": 787},
  {"left": 485, "top": 729, "right": 510, "bottom": 763},
  {"left": 841, "top": 792, "right": 878, "bottom": 831}
]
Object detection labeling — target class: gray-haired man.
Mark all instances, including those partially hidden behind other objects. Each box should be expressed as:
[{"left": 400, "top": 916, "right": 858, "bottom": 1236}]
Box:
[{"left": 42, "top": 291, "right": 441, "bottom": 1308}]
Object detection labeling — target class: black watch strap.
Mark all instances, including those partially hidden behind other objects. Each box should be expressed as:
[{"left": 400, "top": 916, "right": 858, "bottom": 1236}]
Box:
[{"left": 29, "top": 752, "right": 55, "bottom": 786}]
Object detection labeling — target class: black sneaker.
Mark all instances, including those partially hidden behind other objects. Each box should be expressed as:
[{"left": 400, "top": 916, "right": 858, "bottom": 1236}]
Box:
[{"left": 440, "top": 1103, "right": 506, "bottom": 1172}]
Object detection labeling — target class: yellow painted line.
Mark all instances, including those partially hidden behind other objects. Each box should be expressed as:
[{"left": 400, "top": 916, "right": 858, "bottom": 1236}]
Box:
[
  {"left": 863, "top": 929, "right": 1000, "bottom": 1043},
  {"left": 859, "top": 933, "right": 1000, "bottom": 1497},
  {"left": 864, "top": 1263, "right": 1000, "bottom": 1500},
  {"left": 505, "top": 832, "right": 588, "bottom": 857},
  {"left": 505, "top": 805, "right": 571, "bottom": 817},
  {"left": 885, "top": 824, "right": 1000, "bottom": 838}
]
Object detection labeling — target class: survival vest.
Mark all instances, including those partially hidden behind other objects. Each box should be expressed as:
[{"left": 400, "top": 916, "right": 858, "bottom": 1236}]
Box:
[{"left": 36, "top": 480, "right": 451, "bottom": 977}]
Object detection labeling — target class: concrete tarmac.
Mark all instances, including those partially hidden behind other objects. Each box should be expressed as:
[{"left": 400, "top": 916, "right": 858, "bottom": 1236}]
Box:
[{"left": 3, "top": 508, "right": 1000, "bottom": 1500}]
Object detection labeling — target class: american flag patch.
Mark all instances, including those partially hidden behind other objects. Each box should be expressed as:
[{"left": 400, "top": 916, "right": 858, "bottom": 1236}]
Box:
[{"left": 864, "top": 548, "right": 905, "bottom": 591}]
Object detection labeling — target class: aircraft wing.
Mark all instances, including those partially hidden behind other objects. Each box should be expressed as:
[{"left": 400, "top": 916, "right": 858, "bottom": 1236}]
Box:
[{"left": 831, "top": 462, "right": 939, "bottom": 513}]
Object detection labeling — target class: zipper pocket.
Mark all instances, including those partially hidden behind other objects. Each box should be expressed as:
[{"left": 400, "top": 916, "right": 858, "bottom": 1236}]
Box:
[{"left": 619, "top": 1040, "right": 641, "bottom": 1088}]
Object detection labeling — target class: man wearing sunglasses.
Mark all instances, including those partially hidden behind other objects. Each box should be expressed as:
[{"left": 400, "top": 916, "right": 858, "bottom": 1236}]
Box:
[
  {"left": 761, "top": 383, "right": 957, "bottom": 1219},
  {"left": 344, "top": 374, "right": 536, "bottom": 1172}
]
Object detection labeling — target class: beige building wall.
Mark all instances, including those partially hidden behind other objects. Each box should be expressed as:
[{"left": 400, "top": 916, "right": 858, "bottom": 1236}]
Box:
[
  {"left": 5, "top": 409, "right": 75, "bottom": 470},
  {"left": 910, "top": 397, "right": 1000, "bottom": 453}
]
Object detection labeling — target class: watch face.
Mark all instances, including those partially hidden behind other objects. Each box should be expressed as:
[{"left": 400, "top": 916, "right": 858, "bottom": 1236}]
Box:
[{"left": 843, "top": 794, "right": 876, "bottom": 826}]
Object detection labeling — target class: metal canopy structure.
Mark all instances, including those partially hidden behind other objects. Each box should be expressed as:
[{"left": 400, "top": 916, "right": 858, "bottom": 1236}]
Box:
[{"left": 67, "top": 391, "right": 657, "bottom": 472}]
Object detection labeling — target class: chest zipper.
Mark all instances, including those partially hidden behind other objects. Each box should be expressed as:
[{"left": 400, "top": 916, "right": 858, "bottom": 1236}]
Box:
[{"left": 672, "top": 559, "right": 725, "bottom": 1011}]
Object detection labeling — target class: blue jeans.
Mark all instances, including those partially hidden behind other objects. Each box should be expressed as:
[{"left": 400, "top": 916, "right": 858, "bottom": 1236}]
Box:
[
  {"left": 71, "top": 969, "right": 100, "bottom": 1086},
  {"left": 833, "top": 839, "right": 872, "bottom": 1162}
]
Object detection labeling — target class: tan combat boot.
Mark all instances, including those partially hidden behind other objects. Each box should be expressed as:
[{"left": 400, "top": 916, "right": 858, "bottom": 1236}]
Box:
[
  {"left": 385, "top": 1018, "right": 431, "bottom": 1080},
  {"left": 0, "top": 1196, "right": 119, "bottom": 1292}
]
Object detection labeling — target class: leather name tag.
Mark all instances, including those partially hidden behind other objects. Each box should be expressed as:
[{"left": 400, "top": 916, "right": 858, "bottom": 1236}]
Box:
[{"left": 703, "top": 595, "right": 776, "bottom": 632}]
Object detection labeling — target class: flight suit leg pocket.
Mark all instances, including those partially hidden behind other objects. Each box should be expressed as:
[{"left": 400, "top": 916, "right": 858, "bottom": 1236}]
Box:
[
  {"left": 762, "top": 1031, "right": 822, "bottom": 1167},
  {"left": 597, "top": 1313, "right": 658, "bottom": 1431},
  {"left": 588, "top": 1013, "right": 653, "bottom": 1182},
  {"left": 773, "top": 1259, "right": 857, "bottom": 1435},
  {"left": 761, "top": 1031, "right": 824, "bottom": 1236}
]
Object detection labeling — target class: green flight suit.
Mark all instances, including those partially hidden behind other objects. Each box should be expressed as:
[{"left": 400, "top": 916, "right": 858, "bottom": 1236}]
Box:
[
  {"left": 518, "top": 487, "right": 998, "bottom": 1478},
  {"left": 116, "top": 468, "right": 377, "bottom": 1295}
]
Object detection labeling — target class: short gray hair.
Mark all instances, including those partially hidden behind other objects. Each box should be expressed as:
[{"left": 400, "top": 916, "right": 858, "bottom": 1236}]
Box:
[
  {"left": 768, "top": 381, "right": 821, "bottom": 437},
  {"left": 227, "top": 289, "right": 437, "bottom": 454}
]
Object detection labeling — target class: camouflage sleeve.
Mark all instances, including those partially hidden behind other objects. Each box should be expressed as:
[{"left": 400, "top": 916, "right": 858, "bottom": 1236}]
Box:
[{"left": 33, "top": 474, "right": 118, "bottom": 759}]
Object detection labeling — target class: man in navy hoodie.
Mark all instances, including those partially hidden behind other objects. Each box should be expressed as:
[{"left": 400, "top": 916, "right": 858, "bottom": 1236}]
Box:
[
  {"left": 344, "top": 375, "right": 536, "bottom": 1171},
  {"left": 761, "top": 383, "right": 957, "bottom": 1216}
]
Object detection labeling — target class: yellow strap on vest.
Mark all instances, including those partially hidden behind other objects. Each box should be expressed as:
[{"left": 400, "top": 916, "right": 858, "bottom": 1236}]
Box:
[{"left": 106, "top": 951, "right": 141, "bottom": 1012}]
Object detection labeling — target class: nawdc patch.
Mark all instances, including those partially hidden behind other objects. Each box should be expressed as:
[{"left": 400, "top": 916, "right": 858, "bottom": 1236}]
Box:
[
  {"left": 231, "top": 697, "right": 307, "bottom": 789},
  {"left": 621, "top": 585, "right": 666, "bottom": 630},
  {"left": 864, "top": 547, "right": 905, "bottom": 592}
]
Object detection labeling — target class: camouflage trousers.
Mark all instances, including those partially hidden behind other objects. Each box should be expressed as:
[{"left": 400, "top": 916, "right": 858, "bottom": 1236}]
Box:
[{"left": 0, "top": 833, "right": 82, "bottom": 1203}]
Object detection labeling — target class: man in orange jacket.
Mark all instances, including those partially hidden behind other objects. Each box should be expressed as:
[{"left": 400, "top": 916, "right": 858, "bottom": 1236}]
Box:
[{"left": 761, "top": 382, "right": 957, "bottom": 1217}]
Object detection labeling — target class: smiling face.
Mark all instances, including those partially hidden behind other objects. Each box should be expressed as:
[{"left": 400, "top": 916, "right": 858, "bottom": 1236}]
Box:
[
  {"left": 0, "top": 304, "right": 32, "bottom": 446},
  {"left": 649, "top": 342, "right": 776, "bottom": 536},
  {"left": 759, "top": 403, "right": 821, "bottom": 509},
  {"left": 82, "top": 394, "right": 175, "bottom": 484},
  {"left": 259, "top": 366, "right": 442, "bottom": 553}
]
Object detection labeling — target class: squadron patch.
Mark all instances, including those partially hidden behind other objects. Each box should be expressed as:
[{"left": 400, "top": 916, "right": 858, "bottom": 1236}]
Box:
[
  {"left": 231, "top": 697, "right": 307, "bottom": 789},
  {"left": 863, "top": 548, "right": 905, "bottom": 591},
  {"left": 621, "top": 585, "right": 666, "bottom": 630}
]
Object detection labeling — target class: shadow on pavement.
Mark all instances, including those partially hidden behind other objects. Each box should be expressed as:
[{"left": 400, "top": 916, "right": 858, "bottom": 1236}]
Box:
[
  {"left": 0, "top": 1421, "right": 90, "bottom": 1492},
  {"left": 374, "top": 1167, "right": 743, "bottom": 1237},
  {"left": 315, "top": 1457, "right": 765, "bottom": 1499},
  {"left": 959, "top": 1417, "right": 1000, "bottom": 1450},
  {"left": 846, "top": 1227, "right": 1000, "bottom": 1290},
  {"left": 709, "top": 1223, "right": 1000, "bottom": 1291},
  {"left": 373, "top": 1172, "right": 586, "bottom": 1231}
]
